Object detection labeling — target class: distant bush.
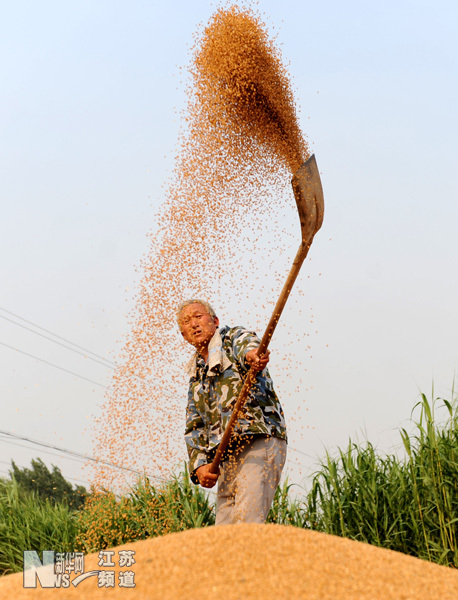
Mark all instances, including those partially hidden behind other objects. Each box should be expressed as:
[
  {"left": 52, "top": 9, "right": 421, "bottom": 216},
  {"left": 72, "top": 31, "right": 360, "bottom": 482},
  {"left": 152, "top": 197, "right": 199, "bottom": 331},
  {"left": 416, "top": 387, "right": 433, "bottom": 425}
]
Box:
[{"left": 10, "top": 458, "right": 86, "bottom": 510}]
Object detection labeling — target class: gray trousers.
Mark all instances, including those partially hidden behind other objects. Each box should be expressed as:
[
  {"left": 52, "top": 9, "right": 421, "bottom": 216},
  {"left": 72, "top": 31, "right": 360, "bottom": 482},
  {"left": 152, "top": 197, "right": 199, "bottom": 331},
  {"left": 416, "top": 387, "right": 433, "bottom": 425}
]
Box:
[{"left": 215, "top": 436, "right": 287, "bottom": 525}]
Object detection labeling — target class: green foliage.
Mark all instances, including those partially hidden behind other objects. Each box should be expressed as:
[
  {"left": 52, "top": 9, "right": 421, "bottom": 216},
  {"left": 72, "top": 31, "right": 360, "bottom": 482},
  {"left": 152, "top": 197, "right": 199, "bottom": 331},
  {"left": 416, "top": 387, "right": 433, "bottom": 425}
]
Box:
[
  {"left": 0, "top": 478, "right": 79, "bottom": 575},
  {"left": 1, "top": 392, "right": 457, "bottom": 578},
  {"left": 267, "top": 479, "right": 308, "bottom": 527},
  {"left": 304, "top": 394, "right": 458, "bottom": 567},
  {"left": 76, "top": 467, "right": 215, "bottom": 553},
  {"left": 10, "top": 458, "right": 86, "bottom": 510}
]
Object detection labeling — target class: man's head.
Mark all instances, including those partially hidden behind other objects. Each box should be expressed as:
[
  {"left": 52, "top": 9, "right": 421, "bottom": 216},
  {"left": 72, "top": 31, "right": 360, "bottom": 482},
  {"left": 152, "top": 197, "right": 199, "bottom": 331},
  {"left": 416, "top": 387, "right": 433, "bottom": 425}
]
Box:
[{"left": 177, "top": 299, "right": 219, "bottom": 354}]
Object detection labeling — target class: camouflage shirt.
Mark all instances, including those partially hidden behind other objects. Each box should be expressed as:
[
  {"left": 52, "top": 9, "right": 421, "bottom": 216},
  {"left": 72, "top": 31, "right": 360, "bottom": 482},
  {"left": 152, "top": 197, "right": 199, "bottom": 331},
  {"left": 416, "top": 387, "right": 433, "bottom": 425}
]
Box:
[{"left": 184, "top": 325, "right": 287, "bottom": 483}]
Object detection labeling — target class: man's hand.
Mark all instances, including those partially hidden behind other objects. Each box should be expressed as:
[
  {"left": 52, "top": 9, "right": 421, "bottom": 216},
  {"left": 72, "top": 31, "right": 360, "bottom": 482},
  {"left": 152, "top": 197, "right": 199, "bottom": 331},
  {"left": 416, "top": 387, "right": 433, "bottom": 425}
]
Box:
[
  {"left": 195, "top": 463, "right": 220, "bottom": 488},
  {"left": 245, "top": 348, "right": 270, "bottom": 372}
]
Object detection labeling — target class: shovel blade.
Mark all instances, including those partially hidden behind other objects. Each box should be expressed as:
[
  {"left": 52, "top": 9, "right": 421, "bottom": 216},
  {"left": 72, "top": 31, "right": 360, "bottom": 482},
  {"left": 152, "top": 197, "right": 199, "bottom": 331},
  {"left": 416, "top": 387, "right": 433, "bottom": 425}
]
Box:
[{"left": 291, "top": 154, "right": 324, "bottom": 244}]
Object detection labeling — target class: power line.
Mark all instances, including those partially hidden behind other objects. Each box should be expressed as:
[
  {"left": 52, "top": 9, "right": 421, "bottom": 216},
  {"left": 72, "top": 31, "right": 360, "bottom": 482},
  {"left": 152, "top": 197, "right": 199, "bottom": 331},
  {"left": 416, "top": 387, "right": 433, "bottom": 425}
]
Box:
[
  {"left": 0, "top": 438, "right": 91, "bottom": 466},
  {"left": 0, "top": 313, "right": 114, "bottom": 369},
  {"left": 0, "top": 335, "right": 312, "bottom": 463},
  {"left": 0, "top": 431, "right": 218, "bottom": 493},
  {"left": 0, "top": 336, "right": 183, "bottom": 401},
  {"left": 0, "top": 429, "right": 166, "bottom": 483},
  {"left": 0, "top": 308, "right": 182, "bottom": 401},
  {"left": 289, "top": 446, "right": 315, "bottom": 460},
  {"left": 0, "top": 309, "right": 312, "bottom": 463},
  {"left": 0, "top": 425, "right": 311, "bottom": 488},
  {"left": 0, "top": 340, "right": 108, "bottom": 389},
  {"left": 0, "top": 306, "right": 116, "bottom": 366}
]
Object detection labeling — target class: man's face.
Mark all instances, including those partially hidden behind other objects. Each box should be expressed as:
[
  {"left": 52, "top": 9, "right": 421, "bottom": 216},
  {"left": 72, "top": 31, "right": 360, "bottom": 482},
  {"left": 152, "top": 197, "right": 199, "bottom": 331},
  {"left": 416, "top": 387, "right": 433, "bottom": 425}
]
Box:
[{"left": 178, "top": 303, "right": 219, "bottom": 352}]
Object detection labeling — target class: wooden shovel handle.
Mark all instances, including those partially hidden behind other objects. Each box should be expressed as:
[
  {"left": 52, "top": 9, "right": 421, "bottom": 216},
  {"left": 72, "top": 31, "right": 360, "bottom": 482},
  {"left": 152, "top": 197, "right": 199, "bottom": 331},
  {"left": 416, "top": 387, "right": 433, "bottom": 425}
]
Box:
[
  {"left": 209, "top": 154, "right": 324, "bottom": 475},
  {"left": 209, "top": 240, "right": 312, "bottom": 474}
]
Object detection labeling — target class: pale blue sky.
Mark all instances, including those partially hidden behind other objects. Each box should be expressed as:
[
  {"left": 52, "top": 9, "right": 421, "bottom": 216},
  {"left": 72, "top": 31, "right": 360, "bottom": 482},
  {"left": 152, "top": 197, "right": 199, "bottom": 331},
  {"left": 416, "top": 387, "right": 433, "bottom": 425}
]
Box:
[{"left": 1, "top": 0, "right": 457, "bottom": 488}]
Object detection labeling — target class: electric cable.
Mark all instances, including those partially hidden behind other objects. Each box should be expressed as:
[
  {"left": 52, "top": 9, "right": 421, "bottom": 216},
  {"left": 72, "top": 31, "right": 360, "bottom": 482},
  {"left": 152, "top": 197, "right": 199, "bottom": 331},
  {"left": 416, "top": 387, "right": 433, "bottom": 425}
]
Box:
[
  {"left": 0, "top": 340, "right": 108, "bottom": 389},
  {"left": 0, "top": 438, "right": 93, "bottom": 465},
  {"left": 0, "top": 306, "right": 115, "bottom": 366},
  {"left": 0, "top": 313, "right": 114, "bottom": 369},
  {"left": 0, "top": 310, "right": 182, "bottom": 401},
  {"left": 1, "top": 311, "right": 313, "bottom": 462},
  {"left": 0, "top": 429, "right": 168, "bottom": 483}
]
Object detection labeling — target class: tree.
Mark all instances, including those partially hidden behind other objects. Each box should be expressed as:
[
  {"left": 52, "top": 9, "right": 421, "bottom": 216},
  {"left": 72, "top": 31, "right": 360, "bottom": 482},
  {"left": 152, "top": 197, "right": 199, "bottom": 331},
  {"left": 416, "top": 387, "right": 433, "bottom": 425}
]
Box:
[{"left": 9, "top": 458, "right": 87, "bottom": 510}]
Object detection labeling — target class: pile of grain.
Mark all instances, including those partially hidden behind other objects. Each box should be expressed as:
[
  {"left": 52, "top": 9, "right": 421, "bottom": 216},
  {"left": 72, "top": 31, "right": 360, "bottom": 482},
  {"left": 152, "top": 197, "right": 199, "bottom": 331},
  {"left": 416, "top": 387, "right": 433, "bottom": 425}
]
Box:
[
  {"left": 2, "top": 524, "right": 457, "bottom": 599},
  {"left": 91, "top": 4, "right": 310, "bottom": 489}
]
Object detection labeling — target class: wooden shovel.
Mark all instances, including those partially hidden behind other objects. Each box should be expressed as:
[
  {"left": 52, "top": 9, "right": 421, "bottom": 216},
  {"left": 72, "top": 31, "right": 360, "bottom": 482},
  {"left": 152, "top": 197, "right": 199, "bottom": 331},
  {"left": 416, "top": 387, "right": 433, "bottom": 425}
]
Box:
[{"left": 209, "top": 154, "right": 324, "bottom": 474}]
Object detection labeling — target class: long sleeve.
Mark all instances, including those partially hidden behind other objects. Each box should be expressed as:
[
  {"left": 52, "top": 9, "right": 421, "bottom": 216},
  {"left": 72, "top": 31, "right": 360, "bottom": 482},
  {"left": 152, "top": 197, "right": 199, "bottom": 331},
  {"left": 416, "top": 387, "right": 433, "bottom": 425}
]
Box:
[
  {"left": 229, "top": 327, "right": 261, "bottom": 371},
  {"left": 184, "top": 387, "right": 209, "bottom": 483}
]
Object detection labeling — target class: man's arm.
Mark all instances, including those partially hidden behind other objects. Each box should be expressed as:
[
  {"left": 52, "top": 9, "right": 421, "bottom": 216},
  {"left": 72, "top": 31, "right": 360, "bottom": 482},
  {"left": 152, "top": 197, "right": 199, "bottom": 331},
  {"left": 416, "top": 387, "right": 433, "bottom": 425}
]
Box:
[{"left": 230, "top": 327, "right": 270, "bottom": 372}]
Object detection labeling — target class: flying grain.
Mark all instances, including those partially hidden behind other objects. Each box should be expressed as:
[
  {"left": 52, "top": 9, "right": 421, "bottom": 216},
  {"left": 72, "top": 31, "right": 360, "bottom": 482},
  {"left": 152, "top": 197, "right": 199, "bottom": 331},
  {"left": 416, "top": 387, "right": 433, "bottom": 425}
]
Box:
[{"left": 90, "top": 4, "right": 309, "bottom": 490}]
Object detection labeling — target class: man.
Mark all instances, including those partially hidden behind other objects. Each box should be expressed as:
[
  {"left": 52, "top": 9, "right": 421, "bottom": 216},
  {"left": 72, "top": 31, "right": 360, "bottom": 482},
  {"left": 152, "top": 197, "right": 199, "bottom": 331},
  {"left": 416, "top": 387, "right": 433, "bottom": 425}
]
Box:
[{"left": 178, "top": 299, "right": 287, "bottom": 525}]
